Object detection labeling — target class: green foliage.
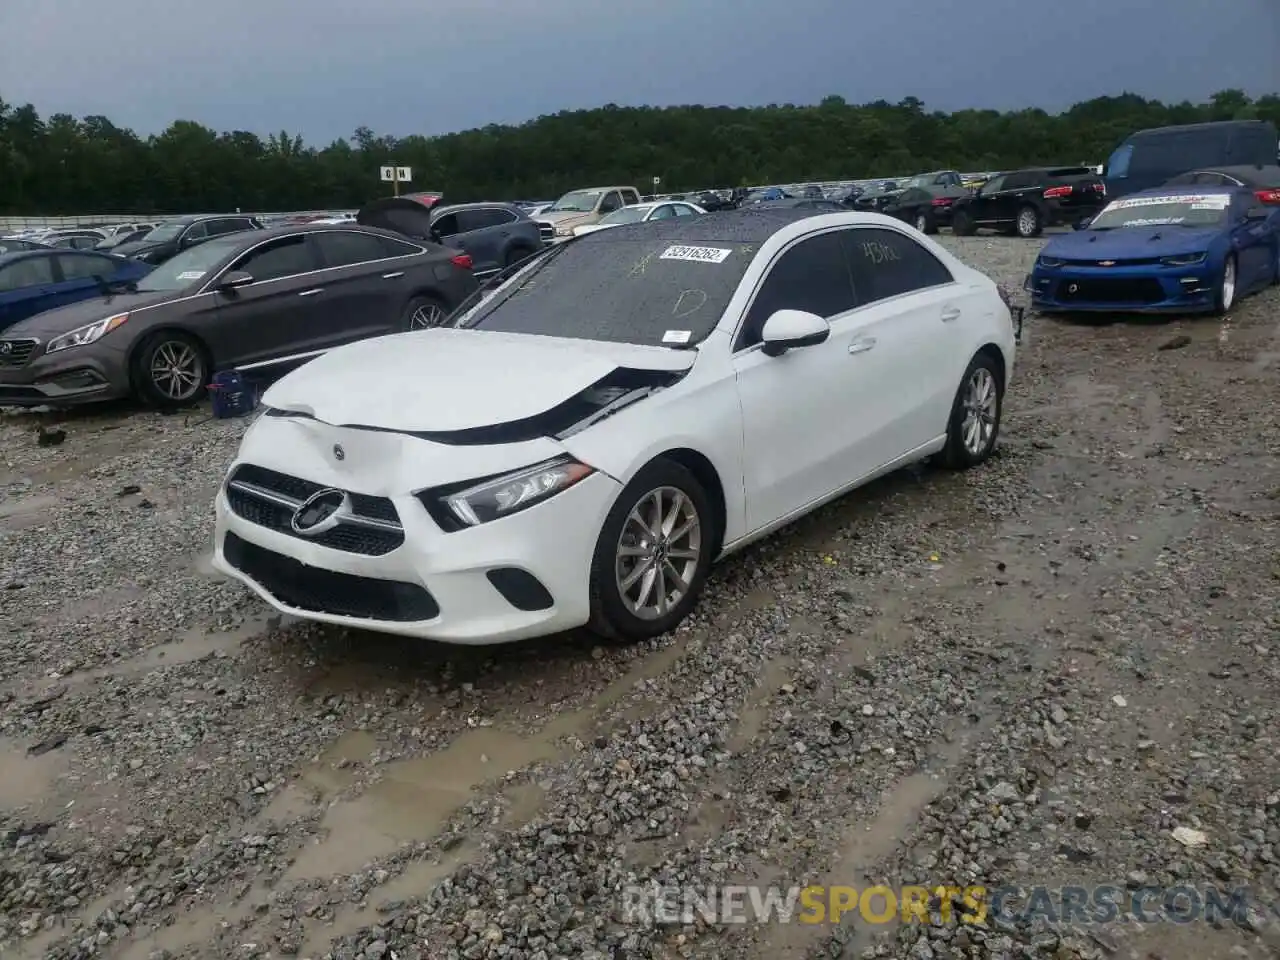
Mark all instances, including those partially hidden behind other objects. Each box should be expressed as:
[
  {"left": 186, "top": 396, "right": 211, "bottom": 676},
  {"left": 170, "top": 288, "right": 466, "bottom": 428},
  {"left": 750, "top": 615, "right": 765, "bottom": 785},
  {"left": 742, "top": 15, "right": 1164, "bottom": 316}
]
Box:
[{"left": 0, "top": 90, "right": 1276, "bottom": 214}]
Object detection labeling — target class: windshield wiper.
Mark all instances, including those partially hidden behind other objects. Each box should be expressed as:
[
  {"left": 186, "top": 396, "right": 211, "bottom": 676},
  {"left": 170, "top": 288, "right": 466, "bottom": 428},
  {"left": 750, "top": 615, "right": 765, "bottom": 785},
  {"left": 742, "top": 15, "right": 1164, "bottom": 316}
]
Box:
[{"left": 456, "top": 242, "right": 569, "bottom": 329}]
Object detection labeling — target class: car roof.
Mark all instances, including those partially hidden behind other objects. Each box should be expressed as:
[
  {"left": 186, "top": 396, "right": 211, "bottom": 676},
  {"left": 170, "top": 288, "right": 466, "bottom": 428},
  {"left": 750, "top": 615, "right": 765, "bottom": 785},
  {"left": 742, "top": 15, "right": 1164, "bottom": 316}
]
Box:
[
  {"left": 576, "top": 207, "right": 866, "bottom": 245},
  {"left": 1130, "top": 119, "right": 1273, "bottom": 137}
]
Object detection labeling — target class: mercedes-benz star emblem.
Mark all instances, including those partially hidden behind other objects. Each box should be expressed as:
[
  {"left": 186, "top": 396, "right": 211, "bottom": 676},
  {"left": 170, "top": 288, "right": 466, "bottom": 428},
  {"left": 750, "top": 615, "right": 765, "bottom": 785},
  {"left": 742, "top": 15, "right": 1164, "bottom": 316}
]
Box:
[
  {"left": 333, "top": 443, "right": 345, "bottom": 461},
  {"left": 290, "top": 488, "right": 350, "bottom": 536},
  {"left": 0, "top": 342, "right": 11, "bottom": 355}
]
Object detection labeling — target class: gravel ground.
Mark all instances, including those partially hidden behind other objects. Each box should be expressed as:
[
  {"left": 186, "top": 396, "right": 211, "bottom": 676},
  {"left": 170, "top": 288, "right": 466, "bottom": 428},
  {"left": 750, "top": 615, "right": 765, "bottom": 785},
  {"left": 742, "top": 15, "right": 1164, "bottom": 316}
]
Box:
[{"left": 2, "top": 233, "right": 1278, "bottom": 960}]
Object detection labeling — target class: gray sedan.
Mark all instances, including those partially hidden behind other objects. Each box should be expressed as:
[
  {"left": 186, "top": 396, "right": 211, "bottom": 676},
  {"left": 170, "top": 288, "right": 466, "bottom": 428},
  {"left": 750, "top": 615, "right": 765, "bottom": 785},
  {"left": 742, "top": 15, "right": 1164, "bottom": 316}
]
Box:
[{"left": 0, "top": 224, "right": 478, "bottom": 409}]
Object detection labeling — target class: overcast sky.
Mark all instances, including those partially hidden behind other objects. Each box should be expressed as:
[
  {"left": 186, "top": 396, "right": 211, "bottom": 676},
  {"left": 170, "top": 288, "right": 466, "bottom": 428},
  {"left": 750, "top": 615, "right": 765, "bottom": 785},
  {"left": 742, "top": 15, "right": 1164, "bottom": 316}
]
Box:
[{"left": 1, "top": 0, "right": 1276, "bottom": 144}]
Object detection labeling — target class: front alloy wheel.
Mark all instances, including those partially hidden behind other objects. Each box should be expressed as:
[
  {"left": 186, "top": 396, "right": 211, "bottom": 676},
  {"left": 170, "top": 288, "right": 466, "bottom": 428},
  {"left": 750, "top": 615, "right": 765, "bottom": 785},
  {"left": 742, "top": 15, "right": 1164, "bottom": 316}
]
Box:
[
  {"left": 615, "top": 486, "right": 702, "bottom": 620},
  {"left": 1216, "top": 255, "right": 1236, "bottom": 313},
  {"left": 133, "top": 332, "right": 208, "bottom": 408},
  {"left": 588, "top": 459, "right": 714, "bottom": 642}
]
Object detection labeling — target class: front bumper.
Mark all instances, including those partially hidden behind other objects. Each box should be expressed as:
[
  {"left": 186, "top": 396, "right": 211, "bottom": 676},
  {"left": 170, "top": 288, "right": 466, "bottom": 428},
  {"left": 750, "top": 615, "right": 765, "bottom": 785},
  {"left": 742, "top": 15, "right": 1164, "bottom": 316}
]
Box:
[
  {"left": 211, "top": 437, "right": 622, "bottom": 644},
  {"left": 1024, "top": 263, "right": 1219, "bottom": 313},
  {"left": 0, "top": 337, "right": 131, "bottom": 406}
]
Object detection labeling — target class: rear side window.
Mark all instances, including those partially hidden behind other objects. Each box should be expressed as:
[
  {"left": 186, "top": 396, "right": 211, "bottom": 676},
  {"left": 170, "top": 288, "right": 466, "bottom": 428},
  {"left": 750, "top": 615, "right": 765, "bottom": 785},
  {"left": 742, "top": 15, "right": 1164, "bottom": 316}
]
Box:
[
  {"left": 1229, "top": 126, "right": 1275, "bottom": 164},
  {"left": 457, "top": 208, "right": 515, "bottom": 231},
  {"left": 380, "top": 236, "right": 423, "bottom": 257},
  {"left": 1002, "top": 172, "right": 1035, "bottom": 190},
  {"left": 1130, "top": 130, "right": 1229, "bottom": 175},
  {"left": 842, "top": 228, "right": 953, "bottom": 305},
  {"left": 314, "top": 230, "right": 389, "bottom": 268}
]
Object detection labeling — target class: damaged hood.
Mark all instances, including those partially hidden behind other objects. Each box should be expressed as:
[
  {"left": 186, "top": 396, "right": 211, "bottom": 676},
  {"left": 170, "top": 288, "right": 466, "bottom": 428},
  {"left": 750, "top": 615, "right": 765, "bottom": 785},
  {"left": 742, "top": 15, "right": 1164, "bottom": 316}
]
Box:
[{"left": 262, "top": 328, "right": 695, "bottom": 433}]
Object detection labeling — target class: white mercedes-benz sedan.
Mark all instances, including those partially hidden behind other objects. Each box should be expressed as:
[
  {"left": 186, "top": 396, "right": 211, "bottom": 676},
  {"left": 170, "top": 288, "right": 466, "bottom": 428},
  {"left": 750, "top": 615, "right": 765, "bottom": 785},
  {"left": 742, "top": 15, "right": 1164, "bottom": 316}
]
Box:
[{"left": 213, "top": 209, "right": 1021, "bottom": 645}]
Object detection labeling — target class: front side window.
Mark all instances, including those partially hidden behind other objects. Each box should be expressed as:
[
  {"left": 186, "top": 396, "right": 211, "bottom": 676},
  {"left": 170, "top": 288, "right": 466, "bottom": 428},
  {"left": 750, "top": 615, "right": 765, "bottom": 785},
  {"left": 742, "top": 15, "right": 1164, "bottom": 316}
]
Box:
[
  {"left": 842, "top": 228, "right": 953, "bottom": 305},
  {"left": 1106, "top": 144, "right": 1134, "bottom": 179},
  {"left": 738, "top": 232, "right": 855, "bottom": 349},
  {"left": 58, "top": 253, "right": 121, "bottom": 280},
  {"left": 599, "top": 191, "right": 624, "bottom": 214}
]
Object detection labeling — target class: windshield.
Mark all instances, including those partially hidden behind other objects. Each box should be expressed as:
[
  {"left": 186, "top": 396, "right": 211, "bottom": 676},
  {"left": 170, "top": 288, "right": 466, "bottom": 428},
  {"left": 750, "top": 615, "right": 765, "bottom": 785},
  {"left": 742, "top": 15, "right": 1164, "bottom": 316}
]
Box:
[
  {"left": 454, "top": 233, "right": 754, "bottom": 347},
  {"left": 134, "top": 236, "right": 244, "bottom": 292},
  {"left": 599, "top": 206, "right": 650, "bottom": 225},
  {"left": 905, "top": 176, "right": 932, "bottom": 189},
  {"left": 549, "top": 190, "right": 602, "bottom": 212},
  {"left": 1089, "top": 193, "right": 1231, "bottom": 230},
  {"left": 141, "top": 221, "right": 185, "bottom": 243}
]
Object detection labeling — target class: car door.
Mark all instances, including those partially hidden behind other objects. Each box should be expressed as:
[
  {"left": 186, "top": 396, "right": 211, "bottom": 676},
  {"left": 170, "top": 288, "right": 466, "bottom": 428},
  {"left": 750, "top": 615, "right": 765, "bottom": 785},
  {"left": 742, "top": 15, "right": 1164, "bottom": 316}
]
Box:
[
  {"left": 840, "top": 227, "right": 970, "bottom": 464},
  {"left": 731, "top": 230, "right": 865, "bottom": 531},
  {"left": 453, "top": 208, "right": 511, "bottom": 277},
  {"left": 208, "top": 234, "right": 326, "bottom": 367},
  {"left": 987, "top": 172, "right": 1032, "bottom": 224},
  {"left": 966, "top": 175, "right": 1005, "bottom": 225},
  {"left": 310, "top": 229, "right": 405, "bottom": 345},
  {"left": 0, "top": 256, "right": 58, "bottom": 329},
  {"left": 1228, "top": 194, "right": 1273, "bottom": 290}
]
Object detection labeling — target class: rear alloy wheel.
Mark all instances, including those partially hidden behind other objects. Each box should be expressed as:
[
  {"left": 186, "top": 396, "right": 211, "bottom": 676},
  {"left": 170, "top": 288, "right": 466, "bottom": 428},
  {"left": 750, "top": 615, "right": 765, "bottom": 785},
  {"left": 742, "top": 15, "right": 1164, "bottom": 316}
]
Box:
[
  {"left": 914, "top": 211, "right": 929, "bottom": 233},
  {"left": 1015, "top": 205, "right": 1043, "bottom": 238},
  {"left": 404, "top": 296, "right": 448, "bottom": 331},
  {"left": 588, "top": 459, "right": 714, "bottom": 643},
  {"left": 132, "top": 332, "right": 208, "bottom": 408},
  {"left": 941, "top": 353, "right": 1003, "bottom": 469},
  {"left": 1215, "top": 255, "right": 1237, "bottom": 314}
]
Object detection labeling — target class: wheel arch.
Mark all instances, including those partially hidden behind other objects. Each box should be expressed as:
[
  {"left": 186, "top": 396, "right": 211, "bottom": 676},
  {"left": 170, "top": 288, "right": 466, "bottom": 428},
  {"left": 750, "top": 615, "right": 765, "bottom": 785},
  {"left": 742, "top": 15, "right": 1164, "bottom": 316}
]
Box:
[
  {"left": 975, "top": 342, "right": 1007, "bottom": 392},
  {"left": 650, "top": 447, "right": 727, "bottom": 557}
]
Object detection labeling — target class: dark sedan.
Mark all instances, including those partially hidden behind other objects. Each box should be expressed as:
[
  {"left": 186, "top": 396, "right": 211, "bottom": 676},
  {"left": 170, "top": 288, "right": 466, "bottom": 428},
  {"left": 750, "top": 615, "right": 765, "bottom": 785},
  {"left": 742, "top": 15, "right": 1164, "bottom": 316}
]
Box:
[
  {"left": 0, "top": 249, "right": 153, "bottom": 333},
  {"left": 0, "top": 224, "right": 477, "bottom": 409},
  {"left": 746, "top": 198, "right": 846, "bottom": 212},
  {"left": 112, "top": 214, "right": 264, "bottom": 264},
  {"left": 0, "top": 238, "right": 50, "bottom": 254},
  {"left": 1164, "top": 165, "right": 1280, "bottom": 206}
]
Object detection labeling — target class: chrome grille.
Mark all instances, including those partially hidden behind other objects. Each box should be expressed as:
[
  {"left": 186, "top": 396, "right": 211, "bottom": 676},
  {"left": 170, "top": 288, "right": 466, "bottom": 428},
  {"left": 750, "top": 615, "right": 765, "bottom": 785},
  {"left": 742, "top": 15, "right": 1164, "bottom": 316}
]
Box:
[
  {"left": 0, "top": 339, "right": 39, "bottom": 368},
  {"left": 225, "top": 464, "right": 404, "bottom": 556}
]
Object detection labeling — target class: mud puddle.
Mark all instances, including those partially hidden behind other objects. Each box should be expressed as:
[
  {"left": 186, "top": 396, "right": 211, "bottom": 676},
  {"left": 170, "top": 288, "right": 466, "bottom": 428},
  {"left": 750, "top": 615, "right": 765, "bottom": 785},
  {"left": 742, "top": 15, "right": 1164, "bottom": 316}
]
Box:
[
  {"left": 0, "top": 736, "right": 69, "bottom": 812},
  {"left": 283, "top": 634, "right": 693, "bottom": 880},
  {"left": 296, "top": 842, "right": 477, "bottom": 955},
  {"left": 119, "top": 882, "right": 270, "bottom": 960}
]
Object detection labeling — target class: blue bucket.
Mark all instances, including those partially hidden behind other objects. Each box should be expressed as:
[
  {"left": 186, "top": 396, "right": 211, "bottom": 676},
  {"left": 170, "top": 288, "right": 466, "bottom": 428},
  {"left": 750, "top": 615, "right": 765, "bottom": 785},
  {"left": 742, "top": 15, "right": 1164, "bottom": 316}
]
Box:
[{"left": 208, "top": 370, "right": 258, "bottom": 419}]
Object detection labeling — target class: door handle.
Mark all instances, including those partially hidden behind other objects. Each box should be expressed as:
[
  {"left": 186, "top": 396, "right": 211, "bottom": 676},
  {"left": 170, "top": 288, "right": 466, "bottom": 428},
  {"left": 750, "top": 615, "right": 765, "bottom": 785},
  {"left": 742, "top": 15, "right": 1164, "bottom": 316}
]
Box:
[
  {"left": 381, "top": 271, "right": 404, "bottom": 279},
  {"left": 297, "top": 288, "right": 324, "bottom": 297},
  {"left": 940, "top": 306, "right": 962, "bottom": 322},
  {"left": 848, "top": 338, "right": 876, "bottom": 354}
]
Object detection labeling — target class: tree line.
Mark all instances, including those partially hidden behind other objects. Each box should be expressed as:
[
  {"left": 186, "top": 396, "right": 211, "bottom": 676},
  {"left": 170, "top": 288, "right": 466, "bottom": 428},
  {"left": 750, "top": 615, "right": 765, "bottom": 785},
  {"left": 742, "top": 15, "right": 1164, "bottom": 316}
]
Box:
[{"left": 0, "top": 89, "right": 1276, "bottom": 216}]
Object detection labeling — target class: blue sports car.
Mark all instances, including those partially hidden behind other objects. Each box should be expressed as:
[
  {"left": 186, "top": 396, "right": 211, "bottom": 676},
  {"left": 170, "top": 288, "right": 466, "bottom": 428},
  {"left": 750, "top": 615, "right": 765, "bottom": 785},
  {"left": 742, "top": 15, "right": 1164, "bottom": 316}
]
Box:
[
  {"left": 0, "top": 249, "right": 154, "bottom": 333},
  {"left": 1024, "top": 187, "right": 1280, "bottom": 315}
]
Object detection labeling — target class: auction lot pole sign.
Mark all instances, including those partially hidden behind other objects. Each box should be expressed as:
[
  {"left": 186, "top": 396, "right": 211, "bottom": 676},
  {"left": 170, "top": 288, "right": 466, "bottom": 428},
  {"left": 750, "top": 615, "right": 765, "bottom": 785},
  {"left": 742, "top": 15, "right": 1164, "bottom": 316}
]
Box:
[{"left": 380, "top": 165, "right": 413, "bottom": 197}]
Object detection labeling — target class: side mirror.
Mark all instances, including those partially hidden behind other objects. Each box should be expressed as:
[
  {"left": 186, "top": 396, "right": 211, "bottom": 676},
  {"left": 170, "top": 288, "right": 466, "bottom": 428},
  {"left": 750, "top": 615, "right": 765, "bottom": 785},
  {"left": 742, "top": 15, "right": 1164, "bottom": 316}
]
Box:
[
  {"left": 216, "top": 270, "right": 254, "bottom": 291},
  {"left": 760, "top": 309, "right": 830, "bottom": 357}
]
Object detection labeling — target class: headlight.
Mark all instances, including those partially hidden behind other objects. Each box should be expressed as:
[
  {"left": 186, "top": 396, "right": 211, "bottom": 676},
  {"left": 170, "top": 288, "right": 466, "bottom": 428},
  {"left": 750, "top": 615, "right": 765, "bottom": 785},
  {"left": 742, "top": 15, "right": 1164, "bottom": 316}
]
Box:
[
  {"left": 1036, "top": 256, "right": 1064, "bottom": 268},
  {"left": 45, "top": 313, "right": 129, "bottom": 354},
  {"left": 555, "top": 223, "right": 575, "bottom": 236},
  {"left": 419, "top": 456, "right": 595, "bottom": 531},
  {"left": 1160, "top": 253, "right": 1206, "bottom": 266}
]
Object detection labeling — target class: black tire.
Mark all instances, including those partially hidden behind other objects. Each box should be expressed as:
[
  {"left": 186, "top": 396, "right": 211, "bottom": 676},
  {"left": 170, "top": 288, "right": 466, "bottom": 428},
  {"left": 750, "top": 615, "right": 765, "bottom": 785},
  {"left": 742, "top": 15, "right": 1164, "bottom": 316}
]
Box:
[
  {"left": 505, "top": 245, "right": 534, "bottom": 268},
  {"left": 913, "top": 209, "right": 937, "bottom": 235},
  {"left": 402, "top": 294, "right": 449, "bottom": 332},
  {"left": 1015, "top": 204, "right": 1043, "bottom": 238},
  {"left": 940, "top": 352, "right": 1003, "bottom": 470},
  {"left": 1213, "top": 254, "right": 1238, "bottom": 315},
  {"left": 130, "top": 331, "right": 209, "bottom": 409},
  {"left": 587, "top": 458, "right": 715, "bottom": 643},
  {"left": 951, "top": 209, "right": 977, "bottom": 236}
]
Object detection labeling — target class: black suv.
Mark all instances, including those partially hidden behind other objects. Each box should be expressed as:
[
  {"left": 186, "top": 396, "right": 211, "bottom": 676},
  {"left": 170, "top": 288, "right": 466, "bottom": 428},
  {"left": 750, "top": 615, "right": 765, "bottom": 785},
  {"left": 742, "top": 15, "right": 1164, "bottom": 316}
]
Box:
[
  {"left": 950, "top": 167, "right": 1106, "bottom": 238},
  {"left": 112, "top": 215, "right": 264, "bottom": 264}
]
